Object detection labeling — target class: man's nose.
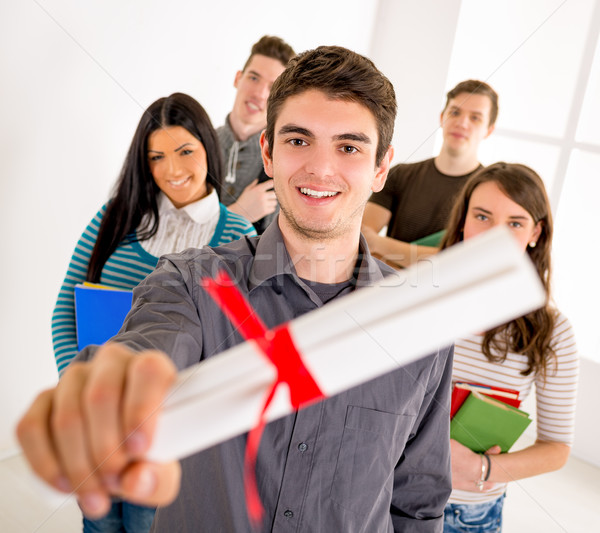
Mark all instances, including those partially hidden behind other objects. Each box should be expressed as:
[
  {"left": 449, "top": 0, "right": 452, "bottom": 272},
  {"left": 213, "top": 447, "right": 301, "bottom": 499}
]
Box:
[
  {"left": 456, "top": 113, "right": 469, "bottom": 127},
  {"left": 304, "top": 146, "right": 335, "bottom": 178},
  {"left": 258, "top": 81, "right": 270, "bottom": 102}
]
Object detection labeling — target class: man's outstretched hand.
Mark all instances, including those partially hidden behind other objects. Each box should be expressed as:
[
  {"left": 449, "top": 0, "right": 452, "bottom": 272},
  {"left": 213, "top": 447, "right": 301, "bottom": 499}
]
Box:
[{"left": 17, "top": 343, "right": 181, "bottom": 518}]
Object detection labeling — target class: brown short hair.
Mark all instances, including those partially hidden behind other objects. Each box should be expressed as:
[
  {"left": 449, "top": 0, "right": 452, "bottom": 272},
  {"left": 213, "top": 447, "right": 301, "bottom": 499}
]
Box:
[
  {"left": 444, "top": 79, "right": 499, "bottom": 127},
  {"left": 242, "top": 35, "right": 296, "bottom": 71},
  {"left": 265, "top": 46, "right": 397, "bottom": 166}
]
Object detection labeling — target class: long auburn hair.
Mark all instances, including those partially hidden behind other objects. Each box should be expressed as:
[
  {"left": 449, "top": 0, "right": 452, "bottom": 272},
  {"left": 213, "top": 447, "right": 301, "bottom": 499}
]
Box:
[
  {"left": 87, "top": 93, "right": 223, "bottom": 282},
  {"left": 440, "top": 162, "right": 556, "bottom": 377}
]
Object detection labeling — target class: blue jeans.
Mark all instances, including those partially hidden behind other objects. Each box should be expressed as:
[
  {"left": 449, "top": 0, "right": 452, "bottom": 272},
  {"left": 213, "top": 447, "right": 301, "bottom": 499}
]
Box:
[
  {"left": 82, "top": 500, "right": 156, "bottom": 533},
  {"left": 443, "top": 494, "right": 504, "bottom": 533}
]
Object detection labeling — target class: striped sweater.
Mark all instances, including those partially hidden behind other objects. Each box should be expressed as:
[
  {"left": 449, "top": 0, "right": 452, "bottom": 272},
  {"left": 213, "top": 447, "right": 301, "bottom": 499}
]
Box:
[
  {"left": 449, "top": 311, "right": 579, "bottom": 504},
  {"left": 51, "top": 202, "right": 255, "bottom": 374}
]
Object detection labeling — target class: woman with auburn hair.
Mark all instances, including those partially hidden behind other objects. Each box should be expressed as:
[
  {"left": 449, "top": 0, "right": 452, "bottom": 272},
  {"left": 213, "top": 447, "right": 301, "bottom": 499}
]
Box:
[
  {"left": 51, "top": 93, "right": 255, "bottom": 532},
  {"left": 440, "top": 162, "right": 578, "bottom": 532}
]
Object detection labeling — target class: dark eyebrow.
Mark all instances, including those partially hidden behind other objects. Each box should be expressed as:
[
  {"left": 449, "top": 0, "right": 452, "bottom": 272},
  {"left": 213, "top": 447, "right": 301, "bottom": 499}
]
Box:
[
  {"left": 450, "top": 105, "right": 483, "bottom": 117},
  {"left": 277, "top": 124, "right": 313, "bottom": 138},
  {"left": 247, "top": 69, "right": 262, "bottom": 79},
  {"left": 277, "top": 125, "right": 371, "bottom": 145},
  {"left": 174, "top": 143, "right": 193, "bottom": 152},
  {"left": 334, "top": 133, "right": 371, "bottom": 144},
  {"left": 148, "top": 142, "right": 193, "bottom": 155}
]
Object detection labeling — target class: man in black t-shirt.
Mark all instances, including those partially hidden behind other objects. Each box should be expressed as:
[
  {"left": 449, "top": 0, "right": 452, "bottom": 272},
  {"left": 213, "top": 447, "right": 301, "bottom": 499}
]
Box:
[{"left": 362, "top": 80, "right": 498, "bottom": 268}]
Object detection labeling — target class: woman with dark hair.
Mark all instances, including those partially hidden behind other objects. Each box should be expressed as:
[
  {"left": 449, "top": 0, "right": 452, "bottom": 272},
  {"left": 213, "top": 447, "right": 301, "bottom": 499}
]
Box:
[
  {"left": 52, "top": 93, "right": 255, "bottom": 374},
  {"left": 53, "top": 96, "right": 255, "bottom": 344},
  {"left": 440, "top": 163, "right": 578, "bottom": 532},
  {"left": 51, "top": 93, "right": 255, "bottom": 530}
]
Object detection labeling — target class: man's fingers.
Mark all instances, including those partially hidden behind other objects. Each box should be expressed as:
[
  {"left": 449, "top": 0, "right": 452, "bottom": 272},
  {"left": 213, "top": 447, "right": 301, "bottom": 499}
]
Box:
[
  {"left": 256, "top": 179, "right": 274, "bottom": 191},
  {"left": 51, "top": 363, "right": 108, "bottom": 495},
  {"left": 122, "top": 351, "right": 177, "bottom": 457},
  {"left": 83, "top": 344, "right": 137, "bottom": 484},
  {"left": 16, "top": 388, "right": 70, "bottom": 493},
  {"left": 119, "top": 461, "right": 182, "bottom": 507},
  {"left": 17, "top": 345, "right": 178, "bottom": 517}
]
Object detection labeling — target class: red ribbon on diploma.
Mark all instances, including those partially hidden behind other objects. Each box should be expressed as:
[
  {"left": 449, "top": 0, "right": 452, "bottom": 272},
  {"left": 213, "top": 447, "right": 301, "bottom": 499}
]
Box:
[{"left": 202, "top": 270, "right": 325, "bottom": 525}]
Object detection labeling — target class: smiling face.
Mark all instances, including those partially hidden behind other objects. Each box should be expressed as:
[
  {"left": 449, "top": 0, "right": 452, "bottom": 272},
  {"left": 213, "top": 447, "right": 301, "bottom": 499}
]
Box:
[
  {"left": 463, "top": 180, "right": 542, "bottom": 251},
  {"left": 261, "top": 89, "right": 392, "bottom": 242},
  {"left": 231, "top": 54, "right": 287, "bottom": 139},
  {"left": 147, "top": 126, "right": 209, "bottom": 208},
  {"left": 440, "top": 92, "right": 494, "bottom": 158}
]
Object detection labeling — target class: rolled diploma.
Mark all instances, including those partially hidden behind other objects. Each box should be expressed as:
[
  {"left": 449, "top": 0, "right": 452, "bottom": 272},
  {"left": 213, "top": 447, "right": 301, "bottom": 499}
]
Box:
[{"left": 147, "top": 226, "right": 545, "bottom": 462}]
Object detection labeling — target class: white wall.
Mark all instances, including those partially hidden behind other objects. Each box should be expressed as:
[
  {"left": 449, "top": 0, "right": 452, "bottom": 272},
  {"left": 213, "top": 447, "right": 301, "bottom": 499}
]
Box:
[
  {"left": 371, "top": 0, "right": 462, "bottom": 162},
  {"left": 571, "top": 358, "right": 600, "bottom": 466}
]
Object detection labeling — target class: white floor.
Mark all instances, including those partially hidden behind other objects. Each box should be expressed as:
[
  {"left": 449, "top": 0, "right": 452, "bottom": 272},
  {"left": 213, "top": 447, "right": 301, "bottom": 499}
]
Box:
[{"left": 1, "top": 450, "right": 599, "bottom": 532}]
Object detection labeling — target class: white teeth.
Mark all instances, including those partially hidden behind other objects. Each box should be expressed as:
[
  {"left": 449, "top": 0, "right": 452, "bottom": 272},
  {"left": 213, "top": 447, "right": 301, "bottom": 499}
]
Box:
[
  {"left": 247, "top": 102, "right": 260, "bottom": 111},
  {"left": 169, "top": 177, "right": 189, "bottom": 186},
  {"left": 300, "top": 187, "right": 338, "bottom": 198}
]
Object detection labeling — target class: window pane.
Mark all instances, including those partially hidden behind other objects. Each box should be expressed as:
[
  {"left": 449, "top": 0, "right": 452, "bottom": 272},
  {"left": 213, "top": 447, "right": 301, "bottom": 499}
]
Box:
[
  {"left": 576, "top": 33, "right": 600, "bottom": 145},
  {"left": 479, "top": 135, "right": 560, "bottom": 192},
  {"left": 432, "top": 131, "right": 560, "bottom": 192},
  {"left": 553, "top": 150, "right": 600, "bottom": 362},
  {"left": 447, "top": 0, "right": 595, "bottom": 138}
]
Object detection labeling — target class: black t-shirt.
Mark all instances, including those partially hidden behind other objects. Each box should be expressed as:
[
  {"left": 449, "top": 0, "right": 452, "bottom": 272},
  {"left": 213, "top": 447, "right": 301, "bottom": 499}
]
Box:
[{"left": 369, "top": 158, "right": 481, "bottom": 243}]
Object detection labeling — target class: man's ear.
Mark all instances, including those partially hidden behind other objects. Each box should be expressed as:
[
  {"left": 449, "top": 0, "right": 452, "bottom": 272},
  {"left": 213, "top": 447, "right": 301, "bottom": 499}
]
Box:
[
  {"left": 372, "top": 145, "right": 394, "bottom": 193},
  {"left": 260, "top": 131, "right": 274, "bottom": 178},
  {"left": 234, "top": 70, "right": 243, "bottom": 89}
]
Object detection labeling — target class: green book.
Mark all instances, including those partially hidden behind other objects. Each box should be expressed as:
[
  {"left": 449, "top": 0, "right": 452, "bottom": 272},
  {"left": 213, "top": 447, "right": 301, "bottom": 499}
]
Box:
[
  {"left": 450, "top": 391, "right": 532, "bottom": 453},
  {"left": 411, "top": 229, "right": 446, "bottom": 247}
]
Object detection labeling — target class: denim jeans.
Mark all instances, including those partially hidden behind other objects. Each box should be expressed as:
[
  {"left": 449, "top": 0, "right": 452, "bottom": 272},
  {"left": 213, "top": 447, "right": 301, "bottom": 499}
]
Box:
[
  {"left": 443, "top": 494, "right": 505, "bottom": 533},
  {"left": 82, "top": 500, "right": 156, "bottom": 533}
]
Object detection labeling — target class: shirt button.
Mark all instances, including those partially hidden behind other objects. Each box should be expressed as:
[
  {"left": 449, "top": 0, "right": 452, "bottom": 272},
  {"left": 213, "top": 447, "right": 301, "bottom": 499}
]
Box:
[
  {"left": 298, "top": 442, "right": 308, "bottom": 452},
  {"left": 284, "top": 510, "right": 293, "bottom": 518}
]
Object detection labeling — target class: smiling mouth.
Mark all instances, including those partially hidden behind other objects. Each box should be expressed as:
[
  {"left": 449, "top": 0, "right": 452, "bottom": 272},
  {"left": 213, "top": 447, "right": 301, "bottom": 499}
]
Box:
[
  {"left": 247, "top": 102, "right": 261, "bottom": 112},
  {"left": 299, "top": 187, "right": 339, "bottom": 198},
  {"left": 169, "top": 177, "right": 191, "bottom": 187}
]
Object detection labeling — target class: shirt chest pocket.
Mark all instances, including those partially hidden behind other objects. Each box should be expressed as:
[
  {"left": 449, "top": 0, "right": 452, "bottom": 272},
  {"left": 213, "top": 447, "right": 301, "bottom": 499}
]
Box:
[{"left": 329, "top": 405, "right": 415, "bottom": 515}]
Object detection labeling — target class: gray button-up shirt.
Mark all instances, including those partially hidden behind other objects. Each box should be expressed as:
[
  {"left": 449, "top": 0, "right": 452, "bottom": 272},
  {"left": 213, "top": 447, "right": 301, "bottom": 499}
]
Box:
[{"left": 79, "top": 222, "right": 453, "bottom": 532}]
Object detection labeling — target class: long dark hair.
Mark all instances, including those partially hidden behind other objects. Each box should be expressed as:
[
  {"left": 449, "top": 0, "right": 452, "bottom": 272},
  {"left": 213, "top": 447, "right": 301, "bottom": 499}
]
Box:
[
  {"left": 440, "top": 162, "right": 556, "bottom": 378},
  {"left": 88, "top": 93, "right": 223, "bottom": 282}
]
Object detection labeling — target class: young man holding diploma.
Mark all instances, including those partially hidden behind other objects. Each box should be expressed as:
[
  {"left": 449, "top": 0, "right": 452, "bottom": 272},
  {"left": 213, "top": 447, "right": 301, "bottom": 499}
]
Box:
[{"left": 18, "top": 47, "right": 453, "bottom": 532}]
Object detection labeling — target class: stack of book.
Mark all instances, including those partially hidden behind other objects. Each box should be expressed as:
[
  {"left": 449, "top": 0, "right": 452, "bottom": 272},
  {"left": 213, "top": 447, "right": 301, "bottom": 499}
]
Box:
[{"left": 450, "top": 382, "right": 531, "bottom": 453}]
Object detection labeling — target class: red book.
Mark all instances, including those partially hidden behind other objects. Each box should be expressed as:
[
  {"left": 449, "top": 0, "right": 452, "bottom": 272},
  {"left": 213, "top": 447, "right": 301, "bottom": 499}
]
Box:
[{"left": 450, "top": 382, "right": 521, "bottom": 418}]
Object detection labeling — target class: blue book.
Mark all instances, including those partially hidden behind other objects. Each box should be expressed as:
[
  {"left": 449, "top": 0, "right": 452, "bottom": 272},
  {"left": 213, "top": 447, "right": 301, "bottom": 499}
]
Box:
[{"left": 74, "top": 283, "right": 133, "bottom": 350}]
